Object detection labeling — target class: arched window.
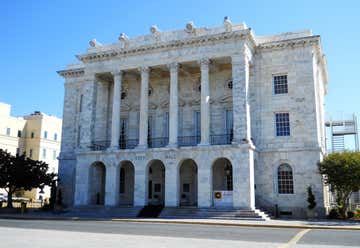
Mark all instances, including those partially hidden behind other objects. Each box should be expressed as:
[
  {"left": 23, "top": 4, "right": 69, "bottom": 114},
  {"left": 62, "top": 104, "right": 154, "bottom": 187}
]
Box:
[{"left": 277, "top": 164, "right": 294, "bottom": 194}]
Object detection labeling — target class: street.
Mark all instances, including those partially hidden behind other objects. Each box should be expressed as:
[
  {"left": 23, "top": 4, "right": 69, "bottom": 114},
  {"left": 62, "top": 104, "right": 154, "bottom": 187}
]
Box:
[{"left": 0, "top": 219, "right": 359, "bottom": 247}]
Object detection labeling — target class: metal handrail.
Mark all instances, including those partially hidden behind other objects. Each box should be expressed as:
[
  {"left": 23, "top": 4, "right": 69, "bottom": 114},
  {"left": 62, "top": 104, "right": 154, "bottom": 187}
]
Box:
[
  {"left": 148, "top": 137, "right": 169, "bottom": 148},
  {"left": 178, "top": 136, "right": 201, "bottom": 147},
  {"left": 119, "top": 138, "right": 139, "bottom": 149},
  {"left": 210, "top": 133, "right": 233, "bottom": 145}
]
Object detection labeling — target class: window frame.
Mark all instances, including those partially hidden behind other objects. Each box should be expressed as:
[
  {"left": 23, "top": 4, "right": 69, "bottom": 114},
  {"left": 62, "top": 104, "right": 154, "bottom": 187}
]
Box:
[
  {"left": 277, "top": 163, "right": 294, "bottom": 195},
  {"left": 274, "top": 112, "right": 291, "bottom": 137},
  {"left": 273, "top": 74, "right": 288, "bottom": 95}
]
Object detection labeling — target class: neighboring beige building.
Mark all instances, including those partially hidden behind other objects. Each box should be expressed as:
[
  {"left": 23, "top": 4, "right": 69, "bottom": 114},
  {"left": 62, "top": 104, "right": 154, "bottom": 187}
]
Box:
[{"left": 0, "top": 102, "right": 62, "bottom": 199}]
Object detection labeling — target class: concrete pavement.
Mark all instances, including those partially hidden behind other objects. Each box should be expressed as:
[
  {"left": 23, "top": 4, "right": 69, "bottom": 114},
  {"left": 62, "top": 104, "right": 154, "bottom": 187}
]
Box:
[{"left": 0, "top": 219, "right": 359, "bottom": 247}]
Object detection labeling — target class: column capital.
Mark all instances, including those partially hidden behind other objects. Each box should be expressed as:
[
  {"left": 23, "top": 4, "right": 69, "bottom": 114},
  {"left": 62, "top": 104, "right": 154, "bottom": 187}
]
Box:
[
  {"left": 111, "top": 70, "right": 124, "bottom": 77},
  {"left": 167, "top": 62, "right": 179, "bottom": 71},
  {"left": 138, "top": 66, "right": 150, "bottom": 74},
  {"left": 198, "top": 57, "right": 210, "bottom": 66}
]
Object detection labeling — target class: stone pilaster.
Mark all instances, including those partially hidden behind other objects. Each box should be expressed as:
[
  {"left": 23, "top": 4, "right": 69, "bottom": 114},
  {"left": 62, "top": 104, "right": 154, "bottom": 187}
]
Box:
[
  {"left": 105, "top": 165, "right": 118, "bottom": 206},
  {"left": 167, "top": 62, "right": 179, "bottom": 147},
  {"left": 110, "top": 71, "right": 123, "bottom": 149},
  {"left": 165, "top": 160, "right": 179, "bottom": 207},
  {"left": 233, "top": 148, "right": 255, "bottom": 209},
  {"left": 199, "top": 58, "right": 210, "bottom": 146},
  {"left": 79, "top": 76, "right": 97, "bottom": 149},
  {"left": 232, "top": 54, "right": 251, "bottom": 144},
  {"left": 198, "top": 163, "right": 211, "bottom": 207},
  {"left": 137, "top": 67, "right": 150, "bottom": 148}
]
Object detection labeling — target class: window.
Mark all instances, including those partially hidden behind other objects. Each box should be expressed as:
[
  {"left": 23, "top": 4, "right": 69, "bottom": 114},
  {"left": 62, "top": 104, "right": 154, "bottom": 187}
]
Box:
[
  {"left": 119, "top": 168, "right": 125, "bottom": 194},
  {"left": 29, "top": 149, "right": 33, "bottom": 158},
  {"left": 53, "top": 150, "right": 57, "bottom": 160},
  {"left": 31, "top": 132, "right": 35, "bottom": 139},
  {"left": 273, "top": 75, "right": 288, "bottom": 94},
  {"left": 6, "top": 128, "right": 10, "bottom": 136},
  {"left": 17, "top": 130, "right": 22, "bottom": 138},
  {"left": 194, "top": 111, "right": 201, "bottom": 144},
  {"left": 77, "top": 126, "right": 81, "bottom": 147},
  {"left": 275, "top": 113, "right": 290, "bottom": 136},
  {"left": 121, "top": 91, "right": 127, "bottom": 100},
  {"left": 227, "top": 80, "right": 233, "bottom": 89},
  {"left": 183, "top": 183, "right": 190, "bottom": 193},
  {"left": 44, "top": 131, "right": 48, "bottom": 139},
  {"left": 278, "top": 164, "right": 294, "bottom": 194},
  {"left": 154, "top": 183, "right": 161, "bottom": 193},
  {"left": 54, "top": 133, "right": 58, "bottom": 141},
  {"left": 42, "top": 149, "right": 46, "bottom": 159},
  {"left": 79, "top": 94, "right": 83, "bottom": 112}
]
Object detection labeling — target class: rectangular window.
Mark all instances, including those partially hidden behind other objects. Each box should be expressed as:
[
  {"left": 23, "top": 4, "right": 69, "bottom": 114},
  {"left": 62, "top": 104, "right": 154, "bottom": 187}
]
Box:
[
  {"left": 17, "top": 130, "right": 22, "bottom": 138},
  {"left": 194, "top": 111, "right": 201, "bottom": 144},
  {"left": 6, "top": 128, "right": 10, "bottom": 136},
  {"left": 53, "top": 150, "right": 57, "bottom": 160},
  {"left": 44, "top": 131, "right": 48, "bottom": 139},
  {"left": 273, "top": 75, "right": 288, "bottom": 94},
  {"left": 29, "top": 149, "right": 33, "bottom": 158},
  {"left": 275, "top": 113, "right": 290, "bottom": 136},
  {"left": 42, "top": 149, "right": 46, "bottom": 159},
  {"left": 77, "top": 126, "right": 81, "bottom": 147},
  {"left": 31, "top": 132, "right": 34, "bottom": 139},
  {"left": 54, "top": 133, "right": 57, "bottom": 141},
  {"left": 79, "top": 94, "right": 83, "bottom": 112},
  {"left": 119, "top": 168, "right": 125, "bottom": 194}
]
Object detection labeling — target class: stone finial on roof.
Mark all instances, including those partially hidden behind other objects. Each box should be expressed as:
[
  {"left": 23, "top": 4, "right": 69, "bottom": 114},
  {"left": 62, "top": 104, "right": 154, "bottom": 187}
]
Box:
[
  {"left": 89, "top": 39, "right": 102, "bottom": 48},
  {"left": 224, "top": 16, "right": 232, "bottom": 32},
  {"left": 118, "top": 33, "right": 129, "bottom": 41},
  {"left": 185, "top": 21, "right": 196, "bottom": 33},
  {"left": 150, "top": 25, "right": 160, "bottom": 34}
]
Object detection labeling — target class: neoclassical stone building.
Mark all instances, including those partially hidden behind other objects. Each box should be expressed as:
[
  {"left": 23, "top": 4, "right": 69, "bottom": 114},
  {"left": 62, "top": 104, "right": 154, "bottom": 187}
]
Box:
[{"left": 58, "top": 19, "right": 329, "bottom": 218}]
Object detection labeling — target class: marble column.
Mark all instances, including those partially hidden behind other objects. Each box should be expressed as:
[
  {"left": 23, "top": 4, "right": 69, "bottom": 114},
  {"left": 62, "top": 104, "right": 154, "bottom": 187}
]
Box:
[
  {"left": 232, "top": 54, "right": 251, "bottom": 144},
  {"left": 167, "top": 62, "right": 179, "bottom": 147},
  {"left": 137, "top": 67, "right": 150, "bottom": 149},
  {"left": 110, "top": 71, "right": 123, "bottom": 149},
  {"left": 199, "top": 58, "right": 210, "bottom": 146}
]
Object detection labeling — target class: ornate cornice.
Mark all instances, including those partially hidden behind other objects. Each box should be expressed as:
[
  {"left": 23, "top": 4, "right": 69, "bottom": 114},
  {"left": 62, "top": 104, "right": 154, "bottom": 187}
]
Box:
[
  {"left": 257, "top": 35, "right": 321, "bottom": 52},
  {"left": 76, "top": 29, "right": 253, "bottom": 63},
  {"left": 57, "top": 68, "right": 85, "bottom": 78}
]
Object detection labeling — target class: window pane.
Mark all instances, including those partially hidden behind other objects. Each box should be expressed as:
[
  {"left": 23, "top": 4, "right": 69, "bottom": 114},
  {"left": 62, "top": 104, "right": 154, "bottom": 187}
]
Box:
[
  {"left": 278, "top": 164, "right": 294, "bottom": 194},
  {"left": 274, "top": 75, "right": 288, "bottom": 94},
  {"left": 275, "top": 113, "right": 290, "bottom": 136}
]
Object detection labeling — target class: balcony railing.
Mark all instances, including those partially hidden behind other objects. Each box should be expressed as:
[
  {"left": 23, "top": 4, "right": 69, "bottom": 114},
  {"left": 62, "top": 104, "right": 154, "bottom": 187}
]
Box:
[
  {"left": 89, "top": 140, "right": 110, "bottom": 151},
  {"left": 148, "top": 137, "right": 168, "bottom": 148},
  {"left": 210, "top": 134, "right": 233, "bottom": 145},
  {"left": 119, "top": 138, "right": 139, "bottom": 149},
  {"left": 178, "top": 136, "right": 201, "bottom": 147}
]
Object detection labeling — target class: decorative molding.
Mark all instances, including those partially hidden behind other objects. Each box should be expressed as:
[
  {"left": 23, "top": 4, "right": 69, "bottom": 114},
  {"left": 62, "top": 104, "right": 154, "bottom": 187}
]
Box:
[
  {"left": 76, "top": 29, "right": 252, "bottom": 63},
  {"left": 257, "top": 35, "right": 320, "bottom": 52},
  {"left": 167, "top": 62, "right": 179, "bottom": 71},
  {"left": 57, "top": 68, "right": 85, "bottom": 78}
]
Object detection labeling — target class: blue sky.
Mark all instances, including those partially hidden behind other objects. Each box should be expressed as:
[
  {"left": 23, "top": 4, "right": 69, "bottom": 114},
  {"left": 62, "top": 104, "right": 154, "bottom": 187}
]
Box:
[{"left": 1, "top": 0, "right": 359, "bottom": 145}]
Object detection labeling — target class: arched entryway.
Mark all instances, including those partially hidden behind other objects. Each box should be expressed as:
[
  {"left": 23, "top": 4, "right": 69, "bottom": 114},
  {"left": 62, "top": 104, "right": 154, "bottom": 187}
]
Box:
[
  {"left": 212, "top": 158, "right": 233, "bottom": 207},
  {"left": 147, "top": 160, "right": 165, "bottom": 206},
  {"left": 179, "top": 159, "right": 198, "bottom": 206},
  {"left": 118, "top": 161, "right": 135, "bottom": 206},
  {"left": 89, "top": 161, "right": 106, "bottom": 205}
]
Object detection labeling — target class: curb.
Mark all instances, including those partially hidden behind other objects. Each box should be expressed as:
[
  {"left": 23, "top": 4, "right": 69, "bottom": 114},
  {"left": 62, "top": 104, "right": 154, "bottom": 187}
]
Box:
[{"left": 1, "top": 215, "right": 360, "bottom": 231}]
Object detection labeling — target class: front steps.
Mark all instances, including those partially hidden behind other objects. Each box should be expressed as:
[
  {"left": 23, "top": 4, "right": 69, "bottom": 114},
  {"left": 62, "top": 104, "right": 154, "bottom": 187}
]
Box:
[
  {"left": 159, "top": 207, "right": 270, "bottom": 221},
  {"left": 66, "top": 205, "right": 142, "bottom": 218}
]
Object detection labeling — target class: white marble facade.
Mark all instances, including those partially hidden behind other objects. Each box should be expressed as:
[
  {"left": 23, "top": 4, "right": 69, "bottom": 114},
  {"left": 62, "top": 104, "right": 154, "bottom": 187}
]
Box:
[{"left": 58, "top": 19, "right": 329, "bottom": 218}]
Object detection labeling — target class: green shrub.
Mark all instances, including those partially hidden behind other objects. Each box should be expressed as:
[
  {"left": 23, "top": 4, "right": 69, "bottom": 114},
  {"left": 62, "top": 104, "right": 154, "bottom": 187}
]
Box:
[
  {"left": 328, "top": 208, "right": 339, "bottom": 219},
  {"left": 347, "top": 211, "right": 355, "bottom": 218}
]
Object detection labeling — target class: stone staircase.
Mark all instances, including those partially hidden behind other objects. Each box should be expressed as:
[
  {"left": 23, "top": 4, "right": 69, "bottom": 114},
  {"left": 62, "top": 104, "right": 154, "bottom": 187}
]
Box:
[
  {"left": 159, "top": 207, "right": 270, "bottom": 221},
  {"left": 64, "top": 206, "right": 142, "bottom": 218}
]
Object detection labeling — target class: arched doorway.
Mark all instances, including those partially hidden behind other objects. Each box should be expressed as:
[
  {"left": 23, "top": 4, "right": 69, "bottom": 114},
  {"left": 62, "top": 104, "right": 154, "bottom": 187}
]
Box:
[
  {"left": 89, "top": 161, "right": 106, "bottom": 205},
  {"left": 179, "top": 159, "right": 198, "bottom": 206},
  {"left": 118, "top": 161, "right": 135, "bottom": 206},
  {"left": 147, "top": 160, "right": 165, "bottom": 205},
  {"left": 212, "top": 158, "right": 233, "bottom": 207}
]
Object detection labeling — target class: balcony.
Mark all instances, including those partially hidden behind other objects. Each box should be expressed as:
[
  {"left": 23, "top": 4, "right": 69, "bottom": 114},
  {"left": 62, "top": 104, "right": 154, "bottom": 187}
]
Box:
[
  {"left": 178, "top": 136, "right": 200, "bottom": 147},
  {"left": 148, "top": 137, "right": 168, "bottom": 148},
  {"left": 119, "top": 138, "right": 139, "bottom": 149},
  {"left": 210, "top": 134, "right": 233, "bottom": 145}
]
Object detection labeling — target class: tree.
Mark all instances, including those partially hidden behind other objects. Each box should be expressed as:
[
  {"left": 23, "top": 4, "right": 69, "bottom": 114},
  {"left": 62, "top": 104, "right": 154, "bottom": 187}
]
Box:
[
  {"left": 318, "top": 151, "right": 360, "bottom": 219},
  {"left": 307, "top": 186, "right": 316, "bottom": 210},
  {"left": 0, "top": 149, "right": 57, "bottom": 208}
]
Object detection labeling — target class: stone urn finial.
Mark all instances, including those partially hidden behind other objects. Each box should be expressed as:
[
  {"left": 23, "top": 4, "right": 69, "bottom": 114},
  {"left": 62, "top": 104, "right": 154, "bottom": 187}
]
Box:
[
  {"left": 224, "top": 16, "right": 232, "bottom": 32},
  {"left": 185, "top": 21, "right": 195, "bottom": 33},
  {"left": 150, "top": 25, "right": 160, "bottom": 34},
  {"left": 89, "top": 39, "right": 102, "bottom": 48},
  {"left": 118, "top": 33, "right": 129, "bottom": 41}
]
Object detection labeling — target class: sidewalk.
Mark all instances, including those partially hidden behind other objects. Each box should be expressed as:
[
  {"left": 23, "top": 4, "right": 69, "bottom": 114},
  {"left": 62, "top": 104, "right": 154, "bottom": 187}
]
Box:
[{"left": 0, "top": 212, "right": 360, "bottom": 230}]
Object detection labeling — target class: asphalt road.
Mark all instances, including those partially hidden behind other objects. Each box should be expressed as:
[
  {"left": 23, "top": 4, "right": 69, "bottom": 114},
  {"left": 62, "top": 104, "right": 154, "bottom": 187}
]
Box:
[{"left": 0, "top": 219, "right": 359, "bottom": 247}]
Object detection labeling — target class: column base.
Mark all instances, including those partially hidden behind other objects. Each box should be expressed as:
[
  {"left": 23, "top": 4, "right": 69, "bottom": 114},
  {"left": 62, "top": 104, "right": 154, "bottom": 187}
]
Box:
[
  {"left": 166, "top": 143, "right": 178, "bottom": 149},
  {"left": 197, "top": 142, "right": 210, "bottom": 147},
  {"left": 136, "top": 144, "right": 148, "bottom": 150}
]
